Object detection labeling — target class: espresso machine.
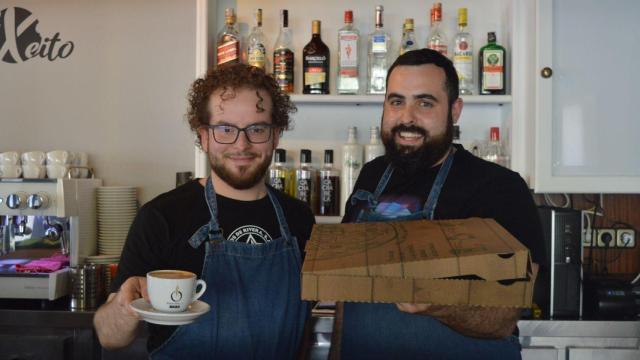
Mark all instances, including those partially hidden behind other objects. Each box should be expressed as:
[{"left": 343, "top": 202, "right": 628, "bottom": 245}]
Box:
[{"left": 0, "top": 178, "right": 101, "bottom": 300}]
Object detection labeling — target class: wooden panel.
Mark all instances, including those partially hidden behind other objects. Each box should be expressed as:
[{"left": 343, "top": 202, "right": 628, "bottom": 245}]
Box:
[{"left": 534, "top": 193, "right": 640, "bottom": 276}]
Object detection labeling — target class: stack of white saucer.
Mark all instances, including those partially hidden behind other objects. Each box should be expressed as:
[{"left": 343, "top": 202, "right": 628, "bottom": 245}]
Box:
[{"left": 96, "top": 186, "right": 138, "bottom": 255}]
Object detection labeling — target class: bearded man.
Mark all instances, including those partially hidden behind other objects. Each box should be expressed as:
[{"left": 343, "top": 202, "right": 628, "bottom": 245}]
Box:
[
  {"left": 330, "top": 49, "right": 544, "bottom": 360},
  {"left": 94, "top": 63, "right": 315, "bottom": 359}
]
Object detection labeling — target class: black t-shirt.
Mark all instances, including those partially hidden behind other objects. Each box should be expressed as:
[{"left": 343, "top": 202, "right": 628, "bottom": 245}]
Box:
[
  {"left": 344, "top": 144, "right": 544, "bottom": 266},
  {"left": 110, "top": 179, "right": 315, "bottom": 352}
]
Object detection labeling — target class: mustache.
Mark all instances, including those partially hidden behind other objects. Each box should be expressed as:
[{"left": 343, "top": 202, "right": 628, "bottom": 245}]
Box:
[
  {"left": 223, "top": 152, "right": 259, "bottom": 158},
  {"left": 391, "top": 124, "right": 428, "bottom": 137}
]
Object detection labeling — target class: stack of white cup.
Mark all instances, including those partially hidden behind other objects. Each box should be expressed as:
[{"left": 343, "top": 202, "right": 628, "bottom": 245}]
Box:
[
  {"left": 46, "top": 150, "right": 72, "bottom": 179},
  {"left": 21, "top": 151, "right": 47, "bottom": 179},
  {"left": 0, "top": 151, "right": 22, "bottom": 179}
]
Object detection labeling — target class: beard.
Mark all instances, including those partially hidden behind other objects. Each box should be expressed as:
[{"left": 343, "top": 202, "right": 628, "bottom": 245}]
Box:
[
  {"left": 208, "top": 150, "right": 272, "bottom": 190},
  {"left": 381, "top": 113, "right": 454, "bottom": 175}
]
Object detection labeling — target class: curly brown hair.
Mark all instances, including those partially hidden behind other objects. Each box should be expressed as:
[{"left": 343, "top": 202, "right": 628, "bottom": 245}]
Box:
[{"left": 187, "top": 63, "right": 297, "bottom": 148}]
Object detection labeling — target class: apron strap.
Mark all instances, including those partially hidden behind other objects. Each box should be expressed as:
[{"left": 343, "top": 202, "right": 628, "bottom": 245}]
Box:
[
  {"left": 266, "top": 186, "right": 295, "bottom": 246},
  {"left": 421, "top": 146, "right": 456, "bottom": 220}
]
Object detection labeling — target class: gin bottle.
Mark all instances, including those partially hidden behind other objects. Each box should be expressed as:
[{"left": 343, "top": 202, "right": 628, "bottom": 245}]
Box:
[
  {"left": 295, "top": 149, "right": 316, "bottom": 211},
  {"left": 337, "top": 10, "right": 360, "bottom": 94},
  {"left": 216, "top": 8, "right": 240, "bottom": 66},
  {"left": 364, "top": 126, "right": 385, "bottom": 163},
  {"left": 367, "top": 5, "right": 391, "bottom": 94},
  {"left": 341, "top": 127, "right": 363, "bottom": 214},
  {"left": 482, "top": 127, "right": 510, "bottom": 168},
  {"left": 268, "top": 148, "right": 288, "bottom": 192},
  {"left": 317, "top": 150, "right": 341, "bottom": 216},
  {"left": 399, "top": 18, "right": 418, "bottom": 56},
  {"left": 453, "top": 8, "right": 473, "bottom": 95},
  {"left": 246, "top": 8, "right": 267, "bottom": 70},
  {"left": 426, "top": 3, "right": 448, "bottom": 57}
]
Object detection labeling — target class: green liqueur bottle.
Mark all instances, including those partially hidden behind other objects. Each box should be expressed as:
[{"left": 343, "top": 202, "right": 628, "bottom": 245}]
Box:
[{"left": 479, "top": 32, "right": 506, "bottom": 95}]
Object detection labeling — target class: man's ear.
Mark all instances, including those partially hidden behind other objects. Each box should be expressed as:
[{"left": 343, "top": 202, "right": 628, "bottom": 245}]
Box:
[
  {"left": 451, "top": 98, "right": 464, "bottom": 124},
  {"left": 197, "top": 127, "right": 209, "bottom": 152}
]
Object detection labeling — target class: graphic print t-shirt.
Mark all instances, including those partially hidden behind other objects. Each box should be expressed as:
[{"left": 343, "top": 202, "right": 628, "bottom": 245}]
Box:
[{"left": 217, "top": 194, "right": 281, "bottom": 244}]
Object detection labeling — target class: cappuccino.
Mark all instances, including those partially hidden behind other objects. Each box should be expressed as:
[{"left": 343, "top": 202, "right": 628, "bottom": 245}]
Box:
[
  {"left": 149, "top": 270, "right": 193, "bottom": 280},
  {"left": 146, "top": 269, "right": 206, "bottom": 313}
]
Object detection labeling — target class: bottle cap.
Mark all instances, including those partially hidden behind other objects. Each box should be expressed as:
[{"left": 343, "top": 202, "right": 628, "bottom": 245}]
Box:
[
  {"left": 488, "top": 32, "right": 497, "bottom": 43},
  {"left": 432, "top": 3, "right": 442, "bottom": 22},
  {"left": 404, "top": 18, "right": 414, "bottom": 31},
  {"left": 324, "top": 150, "right": 334, "bottom": 164},
  {"left": 490, "top": 127, "right": 500, "bottom": 141},
  {"left": 312, "top": 20, "right": 321, "bottom": 35},
  {"left": 458, "top": 8, "right": 468, "bottom": 27},
  {"left": 225, "top": 8, "right": 235, "bottom": 24},
  {"left": 255, "top": 8, "right": 262, "bottom": 27},
  {"left": 281, "top": 9, "right": 289, "bottom": 28},
  {"left": 300, "top": 149, "right": 312, "bottom": 164},
  {"left": 275, "top": 148, "right": 286, "bottom": 163},
  {"left": 344, "top": 10, "right": 353, "bottom": 24}
]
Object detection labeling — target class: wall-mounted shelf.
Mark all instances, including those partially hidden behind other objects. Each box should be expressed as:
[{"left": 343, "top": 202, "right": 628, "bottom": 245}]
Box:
[{"left": 290, "top": 94, "right": 512, "bottom": 105}]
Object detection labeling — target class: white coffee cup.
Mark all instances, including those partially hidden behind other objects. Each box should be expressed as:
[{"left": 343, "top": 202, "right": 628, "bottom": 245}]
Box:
[
  {"left": 21, "top": 151, "right": 46, "bottom": 165},
  {"left": 147, "top": 270, "right": 207, "bottom": 313},
  {"left": 0, "top": 164, "right": 22, "bottom": 178},
  {"left": 46, "top": 150, "right": 71, "bottom": 165},
  {"left": 71, "top": 151, "right": 89, "bottom": 178},
  {"left": 46, "top": 164, "right": 69, "bottom": 178},
  {"left": 22, "top": 164, "right": 46, "bottom": 179},
  {"left": 0, "top": 152, "right": 20, "bottom": 165}
]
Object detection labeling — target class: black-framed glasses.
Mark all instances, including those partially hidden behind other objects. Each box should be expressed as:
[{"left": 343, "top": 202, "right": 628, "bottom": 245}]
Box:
[{"left": 203, "top": 124, "right": 276, "bottom": 144}]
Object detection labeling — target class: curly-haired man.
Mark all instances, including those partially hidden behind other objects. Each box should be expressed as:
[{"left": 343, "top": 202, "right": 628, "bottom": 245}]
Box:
[{"left": 95, "top": 63, "right": 315, "bottom": 359}]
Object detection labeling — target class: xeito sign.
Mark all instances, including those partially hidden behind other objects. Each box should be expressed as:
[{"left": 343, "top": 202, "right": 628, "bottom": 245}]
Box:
[{"left": 0, "top": 7, "right": 74, "bottom": 63}]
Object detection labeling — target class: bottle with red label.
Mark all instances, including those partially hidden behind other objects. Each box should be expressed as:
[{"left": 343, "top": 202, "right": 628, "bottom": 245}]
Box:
[
  {"left": 273, "top": 9, "right": 294, "bottom": 93},
  {"left": 427, "top": 3, "right": 448, "bottom": 57},
  {"left": 216, "top": 8, "right": 240, "bottom": 67},
  {"left": 479, "top": 32, "right": 507, "bottom": 95}
]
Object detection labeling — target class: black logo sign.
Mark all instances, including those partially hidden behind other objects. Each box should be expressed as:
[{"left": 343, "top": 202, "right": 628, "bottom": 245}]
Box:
[{"left": 0, "top": 7, "right": 74, "bottom": 63}]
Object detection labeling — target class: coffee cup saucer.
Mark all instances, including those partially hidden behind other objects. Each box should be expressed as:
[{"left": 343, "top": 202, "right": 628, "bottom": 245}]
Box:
[{"left": 130, "top": 298, "right": 210, "bottom": 326}]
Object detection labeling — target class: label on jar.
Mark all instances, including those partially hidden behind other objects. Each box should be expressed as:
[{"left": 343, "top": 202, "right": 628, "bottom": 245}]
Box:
[{"left": 482, "top": 49, "right": 504, "bottom": 90}]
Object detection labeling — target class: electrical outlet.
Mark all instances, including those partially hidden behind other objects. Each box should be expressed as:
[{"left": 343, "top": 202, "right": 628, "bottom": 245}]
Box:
[
  {"left": 596, "top": 228, "right": 616, "bottom": 248},
  {"left": 616, "top": 228, "right": 636, "bottom": 248},
  {"left": 583, "top": 229, "right": 593, "bottom": 247}
]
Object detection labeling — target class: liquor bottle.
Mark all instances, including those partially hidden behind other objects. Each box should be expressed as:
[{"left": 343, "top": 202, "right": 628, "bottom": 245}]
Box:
[
  {"left": 337, "top": 10, "right": 360, "bottom": 95},
  {"left": 427, "top": 3, "right": 448, "bottom": 57},
  {"left": 317, "top": 150, "right": 341, "bottom": 216},
  {"left": 268, "top": 148, "right": 288, "bottom": 192},
  {"left": 482, "top": 127, "right": 509, "bottom": 168},
  {"left": 368, "top": 5, "right": 391, "bottom": 94},
  {"left": 273, "top": 9, "right": 294, "bottom": 94},
  {"left": 295, "top": 149, "right": 316, "bottom": 210},
  {"left": 303, "top": 20, "right": 330, "bottom": 94},
  {"left": 453, "top": 8, "right": 473, "bottom": 95},
  {"left": 479, "top": 32, "right": 507, "bottom": 95},
  {"left": 364, "top": 126, "right": 385, "bottom": 163},
  {"left": 399, "top": 18, "right": 417, "bottom": 56},
  {"left": 341, "top": 127, "right": 363, "bottom": 215},
  {"left": 246, "top": 8, "right": 267, "bottom": 70},
  {"left": 216, "top": 8, "right": 240, "bottom": 66}
]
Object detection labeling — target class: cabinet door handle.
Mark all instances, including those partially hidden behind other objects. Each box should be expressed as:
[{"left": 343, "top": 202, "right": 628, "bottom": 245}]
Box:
[{"left": 541, "top": 67, "right": 553, "bottom": 78}]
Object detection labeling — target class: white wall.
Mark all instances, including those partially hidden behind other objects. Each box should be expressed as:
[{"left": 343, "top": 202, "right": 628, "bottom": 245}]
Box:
[{"left": 0, "top": 0, "right": 199, "bottom": 203}]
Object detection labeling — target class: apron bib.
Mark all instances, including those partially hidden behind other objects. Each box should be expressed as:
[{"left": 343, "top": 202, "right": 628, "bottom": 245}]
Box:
[
  {"left": 151, "top": 177, "right": 309, "bottom": 360},
  {"left": 342, "top": 148, "right": 522, "bottom": 360}
]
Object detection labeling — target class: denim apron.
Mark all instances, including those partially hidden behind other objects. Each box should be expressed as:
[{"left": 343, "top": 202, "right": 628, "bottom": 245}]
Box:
[
  {"left": 341, "top": 148, "right": 522, "bottom": 360},
  {"left": 150, "top": 177, "right": 309, "bottom": 360}
]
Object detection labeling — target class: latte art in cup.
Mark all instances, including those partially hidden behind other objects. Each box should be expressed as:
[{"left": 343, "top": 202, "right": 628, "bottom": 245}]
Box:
[{"left": 146, "top": 270, "right": 206, "bottom": 313}]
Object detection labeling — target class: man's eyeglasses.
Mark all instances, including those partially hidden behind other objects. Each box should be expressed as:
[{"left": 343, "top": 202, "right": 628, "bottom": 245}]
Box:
[{"left": 203, "top": 124, "right": 276, "bottom": 144}]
